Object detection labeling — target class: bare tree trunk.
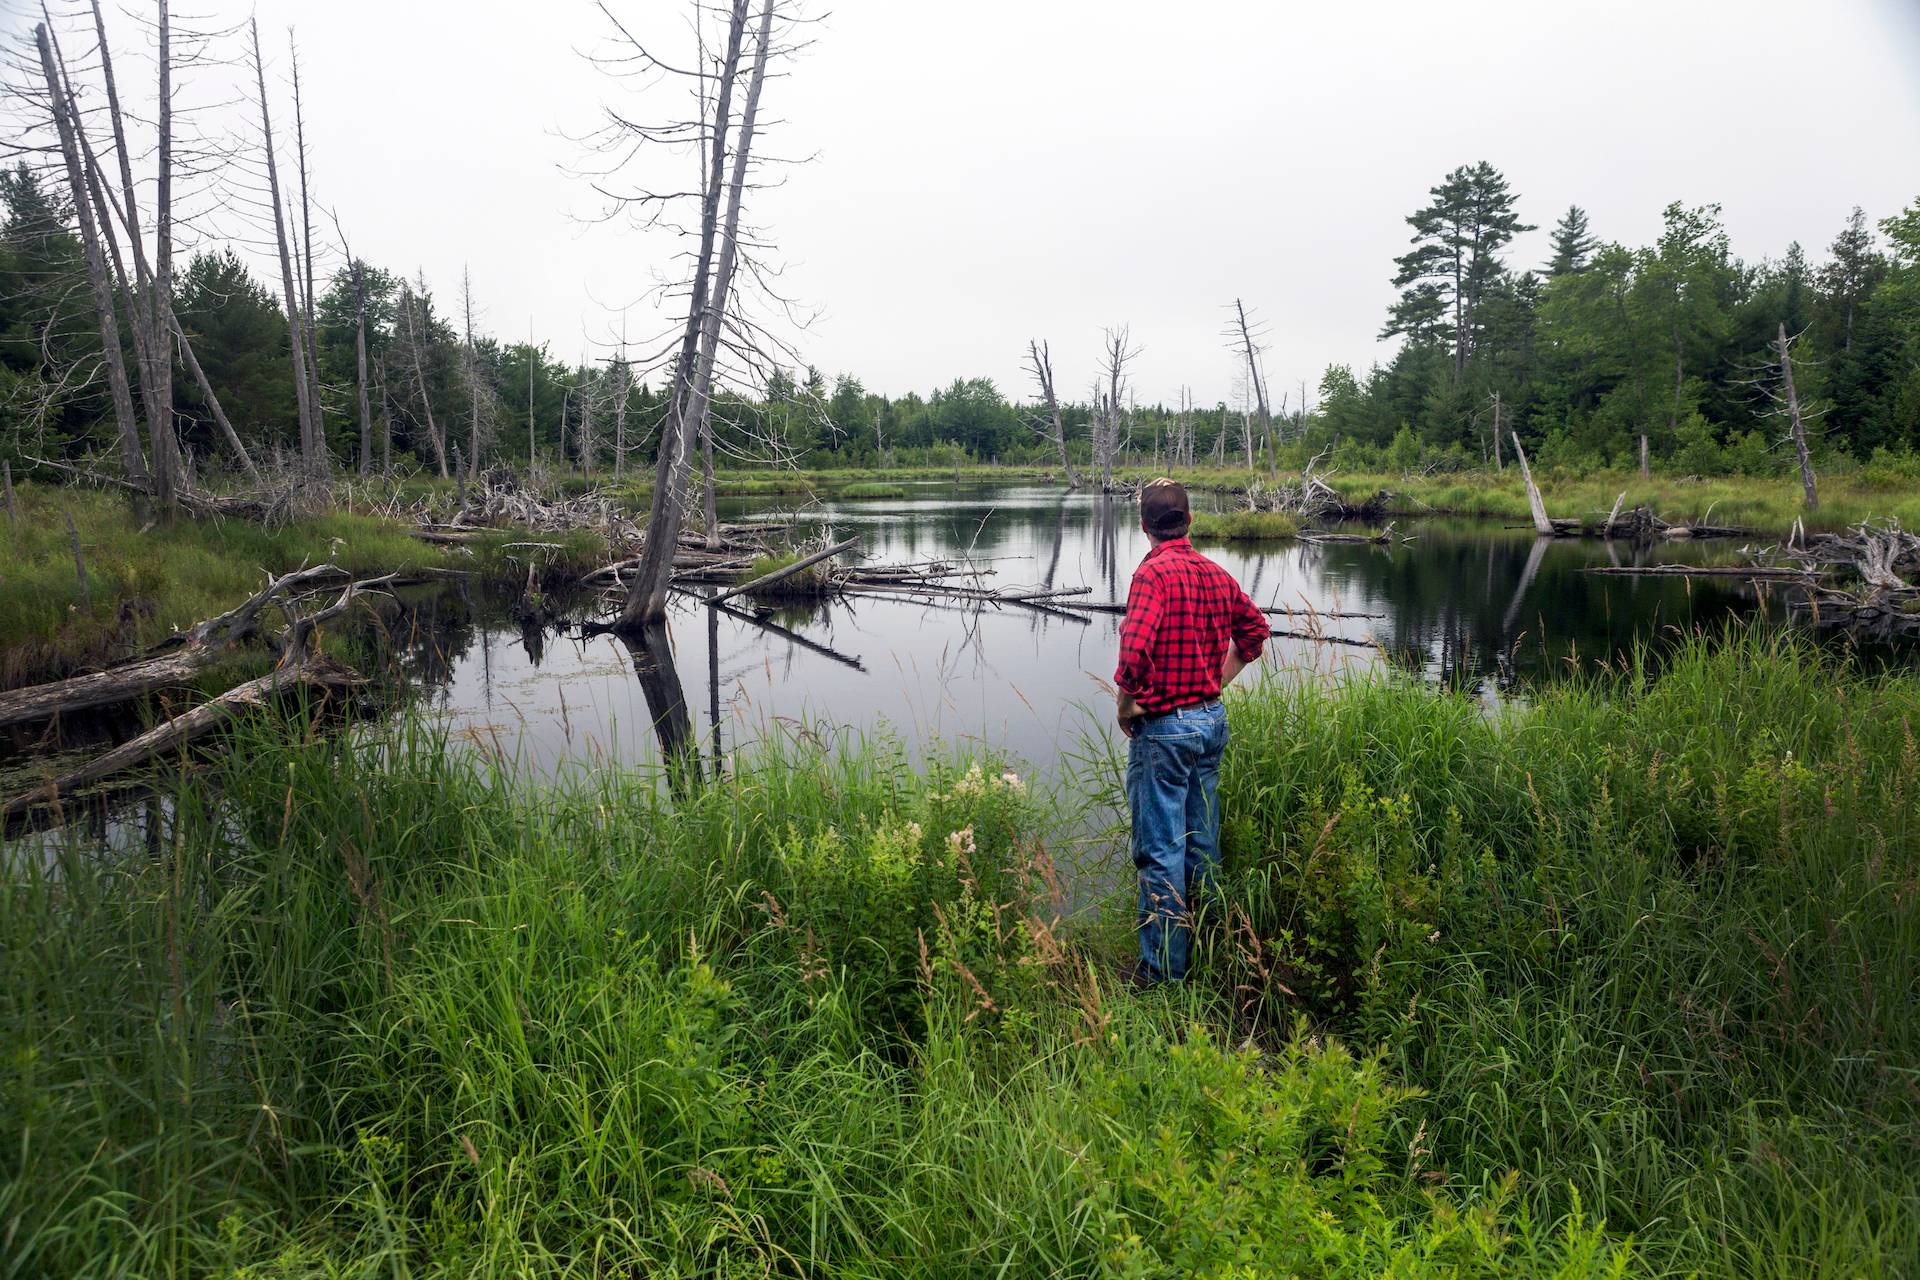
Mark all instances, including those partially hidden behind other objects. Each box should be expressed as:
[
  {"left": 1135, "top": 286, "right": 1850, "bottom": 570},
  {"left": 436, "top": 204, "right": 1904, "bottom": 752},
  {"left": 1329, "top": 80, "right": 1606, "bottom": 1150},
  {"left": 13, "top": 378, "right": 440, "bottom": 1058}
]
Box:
[
  {"left": 527, "top": 327, "right": 538, "bottom": 477},
  {"left": 1491, "top": 391, "right": 1503, "bottom": 471},
  {"left": 1233, "top": 298, "right": 1275, "bottom": 480},
  {"left": 376, "top": 356, "right": 392, "bottom": 476},
  {"left": 612, "top": 362, "right": 628, "bottom": 479},
  {"left": 352, "top": 260, "right": 373, "bottom": 474},
  {"left": 1776, "top": 323, "right": 1819, "bottom": 512},
  {"left": 1099, "top": 325, "right": 1134, "bottom": 492},
  {"left": 577, "top": 367, "right": 597, "bottom": 471},
  {"left": 462, "top": 267, "right": 482, "bottom": 481},
  {"left": 291, "top": 38, "right": 326, "bottom": 475},
  {"left": 701, "top": 411, "right": 719, "bottom": 551},
  {"left": 34, "top": 24, "right": 148, "bottom": 490},
  {"left": 81, "top": 0, "right": 183, "bottom": 506},
  {"left": 174, "top": 319, "right": 259, "bottom": 479},
  {"left": 400, "top": 281, "right": 448, "bottom": 477},
  {"left": 1511, "top": 431, "right": 1556, "bottom": 536},
  {"left": 1027, "top": 339, "right": 1079, "bottom": 488},
  {"left": 250, "top": 18, "right": 320, "bottom": 477},
  {"left": 621, "top": 0, "right": 757, "bottom": 628}
]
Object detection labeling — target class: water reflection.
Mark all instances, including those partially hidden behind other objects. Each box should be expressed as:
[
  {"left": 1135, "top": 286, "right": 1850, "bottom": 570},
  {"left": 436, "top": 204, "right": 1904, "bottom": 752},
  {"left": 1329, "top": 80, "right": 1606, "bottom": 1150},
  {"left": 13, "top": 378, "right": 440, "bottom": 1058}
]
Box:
[
  {"left": 393, "top": 484, "right": 1808, "bottom": 782},
  {"left": 1, "top": 483, "right": 1851, "bottom": 823}
]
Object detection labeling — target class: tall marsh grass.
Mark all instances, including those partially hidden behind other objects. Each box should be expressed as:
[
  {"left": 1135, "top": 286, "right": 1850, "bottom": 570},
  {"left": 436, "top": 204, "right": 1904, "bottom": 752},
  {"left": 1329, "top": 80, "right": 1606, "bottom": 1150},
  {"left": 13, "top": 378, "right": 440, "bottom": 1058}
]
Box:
[
  {"left": 5, "top": 723, "right": 1625, "bottom": 1276},
  {"left": 1205, "top": 629, "right": 1920, "bottom": 1277},
  {"left": 2, "top": 630, "right": 1913, "bottom": 1275}
]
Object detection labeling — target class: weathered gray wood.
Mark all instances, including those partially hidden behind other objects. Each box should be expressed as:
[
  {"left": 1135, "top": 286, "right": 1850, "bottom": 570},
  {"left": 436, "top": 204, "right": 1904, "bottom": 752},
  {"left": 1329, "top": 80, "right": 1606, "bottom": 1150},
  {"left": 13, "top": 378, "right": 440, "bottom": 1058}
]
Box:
[
  {"left": 84, "top": 0, "right": 183, "bottom": 506},
  {"left": 1510, "top": 431, "right": 1556, "bottom": 537},
  {"left": 400, "top": 280, "right": 449, "bottom": 476},
  {"left": 291, "top": 37, "right": 326, "bottom": 469},
  {"left": 622, "top": 0, "right": 763, "bottom": 627},
  {"left": 0, "top": 562, "right": 347, "bottom": 730},
  {"left": 34, "top": 22, "right": 148, "bottom": 490},
  {"left": 1233, "top": 298, "right": 1276, "bottom": 479},
  {"left": 1777, "top": 323, "right": 1819, "bottom": 513},
  {"left": 250, "top": 17, "right": 321, "bottom": 476},
  {"left": 3, "top": 461, "right": 16, "bottom": 531},
  {"left": 3, "top": 660, "right": 361, "bottom": 820},
  {"left": 1026, "top": 339, "right": 1080, "bottom": 489},
  {"left": 705, "top": 536, "right": 858, "bottom": 606},
  {"left": 174, "top": 317, "right": 260, "bottom": 479}
]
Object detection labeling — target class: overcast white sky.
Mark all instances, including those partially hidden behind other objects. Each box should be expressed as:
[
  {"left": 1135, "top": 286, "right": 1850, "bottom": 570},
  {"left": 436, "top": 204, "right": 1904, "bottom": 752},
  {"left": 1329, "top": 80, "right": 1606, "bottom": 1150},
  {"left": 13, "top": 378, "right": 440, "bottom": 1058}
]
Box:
[{"left": 16, "top": 0, "right": 1920, "bottom": 406}]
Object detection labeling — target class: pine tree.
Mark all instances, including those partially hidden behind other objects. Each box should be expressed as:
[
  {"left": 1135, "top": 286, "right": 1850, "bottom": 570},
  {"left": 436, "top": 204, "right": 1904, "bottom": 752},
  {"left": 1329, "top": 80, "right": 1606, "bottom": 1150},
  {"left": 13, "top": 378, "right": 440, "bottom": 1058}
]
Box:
[
  {"left": 1821, "top": 206, "right": 1884, "bottom": 353},
  {"left": 1545, "top": 205, "right": 1598, "bottom": 276},
  {"left": 1383, "top": 162, "right": 1534, "bottom": 379}
]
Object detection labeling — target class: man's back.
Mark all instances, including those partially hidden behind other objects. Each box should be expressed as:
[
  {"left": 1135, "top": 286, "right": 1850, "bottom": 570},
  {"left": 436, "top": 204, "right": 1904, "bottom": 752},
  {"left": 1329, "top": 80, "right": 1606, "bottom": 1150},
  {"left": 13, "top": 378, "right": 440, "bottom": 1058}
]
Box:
[{"left": 1115, "top": 537, "right": 1268, "bottom": 715}]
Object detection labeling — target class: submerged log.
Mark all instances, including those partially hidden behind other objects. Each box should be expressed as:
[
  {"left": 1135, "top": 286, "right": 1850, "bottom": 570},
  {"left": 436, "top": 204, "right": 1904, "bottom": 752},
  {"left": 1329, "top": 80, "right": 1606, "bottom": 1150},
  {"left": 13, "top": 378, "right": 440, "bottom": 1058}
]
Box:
[
  {"left": 0, "top": 562, "right": 348, "bottom": 730},
  {"left": 3, "top": 657, "right": 363, "bottom": 820},
  {"left": 705, "top": 537, "right": 860, "bottom": 607}
]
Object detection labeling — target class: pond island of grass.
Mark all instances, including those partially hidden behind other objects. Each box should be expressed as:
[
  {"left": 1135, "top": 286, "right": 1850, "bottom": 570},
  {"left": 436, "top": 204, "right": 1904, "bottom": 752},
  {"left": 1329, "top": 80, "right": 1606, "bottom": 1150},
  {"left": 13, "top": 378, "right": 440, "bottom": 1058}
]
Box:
[{"left": 5, "top": 630, "right": 1914, "bottom": 1278}]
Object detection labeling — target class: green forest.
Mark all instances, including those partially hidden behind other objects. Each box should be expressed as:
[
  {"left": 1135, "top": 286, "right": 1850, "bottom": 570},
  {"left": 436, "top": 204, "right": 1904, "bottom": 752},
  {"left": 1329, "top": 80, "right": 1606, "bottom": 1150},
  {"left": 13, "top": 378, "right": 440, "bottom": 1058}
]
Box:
[{"left": 5, "top": 158, "right": 1917, "bottom": 479}]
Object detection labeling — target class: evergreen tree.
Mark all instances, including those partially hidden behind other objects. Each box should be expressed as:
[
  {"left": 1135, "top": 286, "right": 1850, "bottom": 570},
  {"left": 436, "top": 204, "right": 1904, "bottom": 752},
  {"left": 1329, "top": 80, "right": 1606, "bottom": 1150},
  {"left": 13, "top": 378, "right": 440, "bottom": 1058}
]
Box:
[
  {"left": 1544, "top": 205, "right": 1598, "bottom": 276},
  {"left": 1383, "top": 162, "right": 1534, "bottom": 380},
  {"left": 1819, "top": 206, "right": 1885, "bottom": 354}
]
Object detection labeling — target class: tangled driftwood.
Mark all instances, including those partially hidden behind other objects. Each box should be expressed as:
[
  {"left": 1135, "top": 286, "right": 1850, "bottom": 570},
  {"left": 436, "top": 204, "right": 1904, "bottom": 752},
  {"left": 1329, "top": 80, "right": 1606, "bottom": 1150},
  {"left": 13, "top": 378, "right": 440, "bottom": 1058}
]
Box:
[{"left": 2, "top": 567, "right": 403, "bottom": 819}]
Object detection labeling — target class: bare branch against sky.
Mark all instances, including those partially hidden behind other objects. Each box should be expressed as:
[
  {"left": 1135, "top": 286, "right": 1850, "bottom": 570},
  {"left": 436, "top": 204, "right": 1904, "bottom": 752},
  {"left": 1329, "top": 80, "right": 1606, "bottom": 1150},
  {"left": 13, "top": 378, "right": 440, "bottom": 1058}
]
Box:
[{"left": 3, "top": 0, "right": 1916, "bottom": 404}]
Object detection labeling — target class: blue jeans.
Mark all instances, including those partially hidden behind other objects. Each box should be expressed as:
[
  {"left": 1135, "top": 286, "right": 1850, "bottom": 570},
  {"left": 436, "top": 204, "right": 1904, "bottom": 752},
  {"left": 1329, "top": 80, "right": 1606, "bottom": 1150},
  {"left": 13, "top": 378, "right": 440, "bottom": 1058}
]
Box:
[{"left": 1126, "top": 701, "right": 1228, "bottom": 983}]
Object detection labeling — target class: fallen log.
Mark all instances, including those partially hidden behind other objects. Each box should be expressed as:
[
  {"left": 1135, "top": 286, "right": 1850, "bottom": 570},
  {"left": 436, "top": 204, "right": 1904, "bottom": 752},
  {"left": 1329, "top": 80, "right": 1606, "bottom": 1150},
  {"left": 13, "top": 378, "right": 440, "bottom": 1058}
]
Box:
[
  {"left": 1512, "top": 433, "right": 1559, "bottom": 537},
  {"left": 705, "top": 537, "right": 860, "bottom": 607},
  {"left": 3, "top": 657, "right": 364, "bottom": 821},
  {"left": 0, "top": 562, "right": 348, "bottom": 731},
  {"left": 1585, "top": 565, "right": 1813, "bottom": 579}
]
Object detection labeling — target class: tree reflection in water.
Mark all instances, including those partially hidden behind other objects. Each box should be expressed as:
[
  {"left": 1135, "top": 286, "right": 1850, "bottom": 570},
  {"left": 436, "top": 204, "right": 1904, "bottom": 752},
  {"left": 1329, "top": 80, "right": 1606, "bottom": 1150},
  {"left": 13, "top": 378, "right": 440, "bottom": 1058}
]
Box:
[{"left": 614, "top": 621, "right": 702, "bottom": 795}]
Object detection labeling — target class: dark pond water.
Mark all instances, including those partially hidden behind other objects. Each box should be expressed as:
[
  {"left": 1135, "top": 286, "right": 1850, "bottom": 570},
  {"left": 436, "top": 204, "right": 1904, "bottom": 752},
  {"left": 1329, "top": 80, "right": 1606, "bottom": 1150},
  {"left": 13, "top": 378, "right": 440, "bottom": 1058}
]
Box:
[{"left": 405, "top": 481, "right": 1793, "bottom": 783}]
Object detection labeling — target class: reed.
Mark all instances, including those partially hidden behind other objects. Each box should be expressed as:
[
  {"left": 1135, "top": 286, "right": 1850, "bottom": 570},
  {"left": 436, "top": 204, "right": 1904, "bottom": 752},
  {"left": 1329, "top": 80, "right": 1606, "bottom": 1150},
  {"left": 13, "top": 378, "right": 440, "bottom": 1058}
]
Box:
[{"left": 4, "top": 629, "right": 1913, "bottom": 1276}]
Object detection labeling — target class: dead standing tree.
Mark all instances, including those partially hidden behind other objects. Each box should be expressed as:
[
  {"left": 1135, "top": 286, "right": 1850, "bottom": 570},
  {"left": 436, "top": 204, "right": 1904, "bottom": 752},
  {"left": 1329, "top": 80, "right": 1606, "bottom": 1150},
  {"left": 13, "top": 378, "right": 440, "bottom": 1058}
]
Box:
[
  {"left": 1770, "top": 323, "right": 1820, "bottom": 513},
  {"left": 398, "top": 274, "right": 450, "bottom": 476},
  {"left": 1095, "top": 325, "right": 1138, "bottom": 492},
  {"left": 31, "top": 22, "right": 149, "bottom": 492},
  {"left": 1230, "top": 298, "right": 1277, "bottom": 479},
  {"left": 575, "top": 0, "right": 796, "bottom": 627},
  {"left": 1024, "top": 338, "right": 1080, "bottom": 488},
  {"left": 248, "top": 17, "right": 322, "bottom": 478}
]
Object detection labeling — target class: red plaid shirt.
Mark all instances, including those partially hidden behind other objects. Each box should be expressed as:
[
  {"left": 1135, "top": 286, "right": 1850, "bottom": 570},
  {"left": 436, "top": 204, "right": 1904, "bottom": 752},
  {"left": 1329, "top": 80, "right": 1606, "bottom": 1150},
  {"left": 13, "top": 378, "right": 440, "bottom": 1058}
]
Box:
[{"left": 1114, "top": 537, "right": 1268, "bottom": 713}]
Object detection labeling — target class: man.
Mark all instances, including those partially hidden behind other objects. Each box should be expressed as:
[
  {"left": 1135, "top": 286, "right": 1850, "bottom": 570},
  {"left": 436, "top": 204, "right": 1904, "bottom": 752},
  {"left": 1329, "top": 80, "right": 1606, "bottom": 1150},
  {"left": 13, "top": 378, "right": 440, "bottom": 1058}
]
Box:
[{"left": 1114, "top": 479, "right": 1268, "bottom": 985}]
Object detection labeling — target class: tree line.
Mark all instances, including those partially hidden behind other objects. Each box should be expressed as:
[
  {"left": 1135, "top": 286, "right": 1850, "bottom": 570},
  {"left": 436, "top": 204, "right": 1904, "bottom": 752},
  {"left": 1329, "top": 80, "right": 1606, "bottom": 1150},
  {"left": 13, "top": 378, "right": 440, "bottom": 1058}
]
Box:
[
  {"left": 1322, "top": 163, "right": 1920, "bottom": 477},
  {"left": 4, "top": 59, "right": 1915, "bottom": 484}
]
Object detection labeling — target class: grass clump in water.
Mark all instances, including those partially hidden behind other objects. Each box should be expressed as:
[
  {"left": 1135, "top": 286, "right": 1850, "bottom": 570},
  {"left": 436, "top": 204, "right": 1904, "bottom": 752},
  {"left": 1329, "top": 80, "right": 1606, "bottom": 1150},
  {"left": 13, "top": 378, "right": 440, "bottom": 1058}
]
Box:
[
  {"left": 738, "top": 549, "right": 837, "bottom": 599},
  {"left": 833, "top": 481, "right": 909, "bottom": 500},
  {"left": 1188, "top": 510, "right": 1299, "bottom": 541}
]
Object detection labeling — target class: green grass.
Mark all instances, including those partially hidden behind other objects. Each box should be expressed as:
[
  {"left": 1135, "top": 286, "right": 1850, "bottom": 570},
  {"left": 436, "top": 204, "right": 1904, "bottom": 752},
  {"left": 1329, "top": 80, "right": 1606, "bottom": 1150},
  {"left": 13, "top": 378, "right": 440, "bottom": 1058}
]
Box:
[
  {"left": 0, "top": 483, "right": 610, "bottom": 688},
  {"left": 1202, "top": 629, "right": 1920, "bottom": 1277},
  {"left": 831, "top": 481, "right": 910, "bottom": 500},
  {"left": 4, "top": 630, "right": 1915, "bottom": 1275},
  {"left": 1187, "top": 510, "right": 1300, "bottom": 541},
  {"left": 738, "top": 550, "right": 836, "bottom": 598},
  {"left": 1, "top": 720, "right": 1628, "bottom": 1278},
  {"left": 1117, "top": 463, "right": 1920, "bottom": 535}
]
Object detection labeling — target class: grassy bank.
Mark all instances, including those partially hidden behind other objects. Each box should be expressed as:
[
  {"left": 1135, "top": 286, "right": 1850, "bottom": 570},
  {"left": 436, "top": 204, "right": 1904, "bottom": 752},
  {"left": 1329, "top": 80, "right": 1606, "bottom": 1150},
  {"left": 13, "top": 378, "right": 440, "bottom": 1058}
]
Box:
[
  {"left": 1118, "top": 463, "right": 1920, "bottom": 534},
  {"left": 0, "top": 483, "right": 607, "bottom": 689},
  {"left": 1187, "top": 510, "right": 1299, "bottom": 541},
  {"left": 5, "top": 631, "right": 1914, "bottom": 1276},
  {"left": 1208, "top": 630, "right": 1920, "bottom": 1277}
]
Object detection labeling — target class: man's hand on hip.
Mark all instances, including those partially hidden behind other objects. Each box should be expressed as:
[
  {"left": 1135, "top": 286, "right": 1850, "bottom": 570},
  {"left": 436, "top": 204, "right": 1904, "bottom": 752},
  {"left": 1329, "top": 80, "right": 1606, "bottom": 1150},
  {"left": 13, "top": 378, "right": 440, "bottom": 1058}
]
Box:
[{"left": 1116, "top": 690, "right": 1146, "bottom": 738}]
